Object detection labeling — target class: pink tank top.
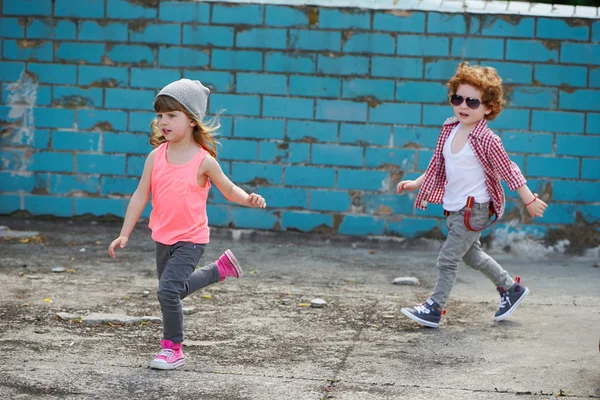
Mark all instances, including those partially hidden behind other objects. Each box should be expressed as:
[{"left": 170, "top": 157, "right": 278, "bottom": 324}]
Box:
[{"left": 148, "top": 143, "right": 211, "bottom": 245}]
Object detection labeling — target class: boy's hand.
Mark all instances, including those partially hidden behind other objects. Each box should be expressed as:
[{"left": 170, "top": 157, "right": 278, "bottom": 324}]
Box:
[
  {"left": 108, "top": 236, "right": 128, "bottom": 258},
  {"left": 396, "top": 180, "right": 418, "bottom": 194},
  {"left": 525, "top": 194, "right": 548, "bottom": 218},
  {"left": 247, "top": 193, "right": 266, "bottom": 208}
]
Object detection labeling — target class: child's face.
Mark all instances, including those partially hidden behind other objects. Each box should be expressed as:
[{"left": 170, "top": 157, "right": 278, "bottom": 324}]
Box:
[
  {"left": 451, "top": 84, "right": 491, "bottom": 127},
  {"left": 156, "top": 110, "right": 196, "bottom": 142}
]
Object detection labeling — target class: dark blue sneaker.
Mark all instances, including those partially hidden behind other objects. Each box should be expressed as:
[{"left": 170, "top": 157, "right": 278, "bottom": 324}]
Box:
[
  {"left": 401, "top": 299, "right": 445, "bottom": 328},
  {"left": 494, "top": 276, "right": 529, "bottom": 322}
]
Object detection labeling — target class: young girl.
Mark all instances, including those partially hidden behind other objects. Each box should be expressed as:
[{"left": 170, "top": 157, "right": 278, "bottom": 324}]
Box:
[
  {"left": 107, "top": 79, "right": 266, "bottom": 369},
  {"left": 396, "top": 62, "right": 548, "bottom": 328}
]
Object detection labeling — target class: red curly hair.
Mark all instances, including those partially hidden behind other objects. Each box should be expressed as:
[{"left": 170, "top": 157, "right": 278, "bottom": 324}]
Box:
[{"left": 446, "top": 62, "right": 505, "bottom": 121}]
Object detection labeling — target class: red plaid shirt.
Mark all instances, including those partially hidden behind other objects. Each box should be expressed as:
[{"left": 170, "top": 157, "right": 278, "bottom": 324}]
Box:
[{"left": 414, "top": 117, "right": 526, "bottom": 219}]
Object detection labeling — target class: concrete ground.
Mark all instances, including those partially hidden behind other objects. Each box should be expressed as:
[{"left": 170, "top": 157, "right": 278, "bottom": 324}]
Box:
[{"left": 0, "top": 217, "right": 598, "bottom": 400}]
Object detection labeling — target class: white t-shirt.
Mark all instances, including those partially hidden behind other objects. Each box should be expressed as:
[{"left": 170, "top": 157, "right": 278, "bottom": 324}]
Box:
[{"left": 442, "top": 124, "right": 491, "bottom": 212}]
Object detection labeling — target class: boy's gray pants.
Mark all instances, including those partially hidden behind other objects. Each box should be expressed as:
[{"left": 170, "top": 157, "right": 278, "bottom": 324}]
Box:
[
  {"left": 430, "top": 202, "right": 514, "bottom": 308},
  {"left": 156, "top": 241, "right": 220, "bottom": 343}
]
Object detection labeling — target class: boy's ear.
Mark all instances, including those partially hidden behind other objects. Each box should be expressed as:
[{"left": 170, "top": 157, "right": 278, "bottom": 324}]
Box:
[{"left": 484, "top": 106, "right": 492, "bottom": 115}]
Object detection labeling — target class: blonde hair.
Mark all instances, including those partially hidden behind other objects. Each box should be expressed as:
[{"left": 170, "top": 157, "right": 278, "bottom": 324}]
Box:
[
  {"left": 447, "top": 62, "right": 505, "bottom": 121},
  {"left": 150, "top": 95, "right": 220, "bottom": 158}
]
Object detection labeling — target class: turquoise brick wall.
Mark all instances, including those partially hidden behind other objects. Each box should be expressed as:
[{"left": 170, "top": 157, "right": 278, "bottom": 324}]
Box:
[{"left": 1, "top": 0, "right": 599, "bottom": 241}]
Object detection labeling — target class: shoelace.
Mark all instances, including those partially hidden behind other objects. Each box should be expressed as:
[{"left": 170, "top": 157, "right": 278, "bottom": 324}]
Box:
[
  {"left": 414, "top": 304, "right": 431, "bottom": 315},
  {"left": 498, "top": 292, "right": 512, "bottom": 309},
  {"left": 156, "top": 348, "right": 175, "bottom": 359}
]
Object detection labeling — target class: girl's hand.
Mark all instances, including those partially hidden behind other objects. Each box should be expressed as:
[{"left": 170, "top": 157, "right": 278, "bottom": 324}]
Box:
[
  {"left": 247, "top": 193, "right": 266, "bottom": 208},
  {"left": 108, "top": 236, "right": 129, "bottom": 258},
  {"left": 396, "top": 180, "right": 418, "bottom": 194},
  {"left": 525, "top": 194, "right": 548, "bottom": 218}
]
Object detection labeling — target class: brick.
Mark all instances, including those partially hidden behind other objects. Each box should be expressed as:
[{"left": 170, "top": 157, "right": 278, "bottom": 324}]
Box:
[
  {"left": 75, "top": 197, "right": 125, "bottom": 217},
  {"left": 424, "top": 59, "right": 462, "bottom": 80},
  {"left": 506, "top": 40, "right": 558, "bottom": 62},
  {"left": 560, "top": 89, "right": 600, "bottom": 112},
  {"left": 236, "top": 73, "right": 287, "bottom": 96},
  {"left": 50, "top": 174, "right": 98, "bottom": 195},
  {"left": 130, "top": 68, "right": 181, "bottom": 90},
  {"left": 131, "top": 23, "right": 180, "bottom": 45},
  {"left": 394, "top": 127, "right": 439, "bottom": 149},
  {"left": 341, "top": 123, "right": 390, "bottom": 146},
  {"left": 265, "top": 52, "right": 316, "bottom": 74},
  {"left": 372, "top": 56, "right": 422, "bottom": 79},
  {"left": 492, "top": 62, "right": 533, "bottom": 85},
  {"left": 78, "top": 21, "right": 127, "bottom": 42},
  {"left": 0, "top": 150, "right": 27, "bottom": 169},
  {"left": 0, "top": 61, "right": 25, "bottom": 82},
  {"left": 0, "top": 17, "right": 24, "bottom": 38},
  {"left": 128, "top": 111, "right": 154, "bottom": 132},
  {"left": 256, "top": 187, "right": 308, "bottom": 208},
  {"left": 105, "top": 133, "right": 149, "bottom": 154},
  {"left": 587, "top": 113, "right": 600, "bottom": 134},
  {"left": 106, "top": 89, "right": 153, "bottom": 110},
  {"left": 159, "top": 46, "right": 208, "bottom": 68},
  {"left": 218, "top": 116, "right": 233, "bottom": 137},
  {"left": 27, "top": 19, "right": 76, "bottom": 40},
  {"left": 578, "top": 205, "right": 600, "bottom": 223},
  {"left": 310, "top": 190, "right": 351, "bottom": 212},
  {"left": 342, "top": 78, "right": 394, "bottom": 101},
  {"left": 53, "top": 86, "right": 103, "bottom": 108},
  {"left": 490, "top": 109, "right": 530, "bottom": 130},
  {"left": 396, "top": 81, "right": 446, "bottom": 104},
  {"left": 183, "top": 25, "right": 234, "bottom": 47},
  {"left": 582, "top": 159, "right": 600, "bottom": 179},
  {"left": 320, "top": 8, "right": 370, "bottom": 29},
  {"left": 259, "top": 142, "right": 310, "bottom": 163},
  {"left": 537, "top": 204, "right": 575, "bottom": 225},
  {"left": 0, "top": 171, "right": 46, "bottom": 193},
  {"left": 287, "top": 120, "right": 337, "bottom": 142},
  {"left": 26, "top": 63, "right": 73, "bottom": 85},
  {"left": 212, "top": 4, "right": 263, "bottom": 25},
  {"left": 77, "top": 154, "right": 125, "bottom": 175},
  {"left": 79, "top": 66, "right": 128, "bottom": 87},
  {"left": 56, "top": 42, "right": 104, "bottom": 64},
  {"left": 290, "top": 76, "right": 339, "bottom": 98},
  {"left": 373, "top": 11, "right": 425, "bottom": 33},
  {"left": 25, "top": 195, "right": 73, "bottom": 217},
  {"left": 186, "top": 71, "right": 234, "bottom": 93},
  {"left": 107, "top": 0, "right": 157, "bottom": 19},
  {"left": 52, "top": 131, "right": 100, "bottom": 151},
  {"left": 101, "top": 177, "right": 138, "bottom": 196},
  {"left": 0, "top": 195, "right": 21, "bottom": 213},
  {"left": 591, "top": 68, "right": 600, "bottom": 88},
  {"left": 470, "top": 15, "right": 534, "bottom": 38},
  {"left": 451, "top": 37, "right": 504, "bottom": 60},
  {"left": 556, "top": 134, "right": 600, "bottom": 157},
  {"left": 509, "top": 87, "right": 558, "bottom": 109},
  {"left": 3, "top": 0, "right": 51, "bottom": 16},
  {"left": 218, "top": 139, "right": 257, "bottom": 161},
  {"left": 594, "top": 21, "right": 600, "bottom": 41},
  {"left": 531, "top": 110, "right": 584, "bottom": 133},
  {"left": 237, "top": 28, "right": 287, "bottom": 50},
  {"left": 338, "top": 215, "right": 385, "bottom": 236},
  {"left": 371, "top": 103, "right": 421, "bottom": 125},
  {"left": 2, "top": 82, "right": 48, "bottom": 106},
  {"left": 265, "top": 6, "right": 308, "bottom": 27},
  {"left": 210, "top": 94, "right": 260, "bottom": 117},
  {"left": 229, "top": 208, "right": 278, "bottom": 229},
  {"left": 231, "top": 162, "right": 281, "bottom": 185},
  {"left": 290, "top": 30, "right": 340, "bottom": 52},
  {"left": 501, "top": 132, "right": 553, "bottom": 154},
  {"left": 397, "top": 35, "right": 449, "bottom": 57},
  {"left": 318, "top": 55, "right": 369, "bottom": 76},
  {"left": 33, "top": 108, "right": 74, "bottom": 128},
  {"left": 29, "top": 152, "right": 73, "bottom": 172},
  {"left": 212, "top": 49, "right": 261, "bottom": 71},
  {"left": 387, "top": 218, "right": 439, "bottom": 238},
  {"left": 159, "top": 1, "right": 209, "bottom": 23},
  {"left": 263, "top": 96, "right": 313, "bottom": 120},
  {"left": 343, "top": 33, "right": 394, "bottom": 55},
  {"left": 338, "top": 169, "right": 389, "bottom": 191},
  {"left": 316, "top": 99, "right": 366, "bottom": 122},
  {"left": 282, "top": 211, "right": 332, "bottom": 232},
  {"left": 285, "top": 166, "right": 335, "bottom": 188},
  {"left": 537, "top": 18, "right": 589, "bottom": 41},
  {"left": 427, "top": 12, "right": 466, "bottom": 34},
  {"left": 235, "top": 117, "right": 285, "bottom": 140},
  {"left": 417, "top": 150, "right": 434, "bottom": 170},
  {"left": 365, "top": 148, "right": 416, "bottom": 169},
  {"left": 127, "top": 155, "right": 146, "bottom": 176},
  {"left": 55, "top": 0, "right": 104, "bottom": 18},
  {"left": 312, "top": 144, "right": 362, "bottom": 167},
  {"left": 527, "top": 156, "right": 579, "bottom": 178},
  {"left": 553, "top": 181, "right": 599, "bottom": 202},
  {"left": 363, "top": 192, "right": 414, "bottom": 215},
  {"left": 207, "top": 205, "right": 227, "bottom": 226},
  {"left": 3, "top": 40, "right": 52, "bottom": 61},
  {"left": 534, "top": 64, "right": 586, "bottom": 88},
  {"left": 107, "top": 45, "right": 155, "bottom": 64},
  {"left": 0, "top": 128, "right": 49, "bottom": 148}
]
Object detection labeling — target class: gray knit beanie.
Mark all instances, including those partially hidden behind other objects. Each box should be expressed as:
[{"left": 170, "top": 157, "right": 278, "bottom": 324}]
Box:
[{"left": 154, "top": 78, "right": 210, "bottom": 121}]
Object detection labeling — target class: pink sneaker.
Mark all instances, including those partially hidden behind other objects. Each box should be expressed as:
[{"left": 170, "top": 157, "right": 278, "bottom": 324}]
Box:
[
  {"left": 216, "top": 249, "right": 244, "bottom": 281},
  {"left": 149, "top": 339, "right": 184, "bottom": 370}
]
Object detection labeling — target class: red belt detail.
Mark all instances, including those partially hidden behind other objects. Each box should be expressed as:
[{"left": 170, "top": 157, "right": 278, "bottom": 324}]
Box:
[{"left": 444, "top": 196, "right": 498, "bottom": 232}]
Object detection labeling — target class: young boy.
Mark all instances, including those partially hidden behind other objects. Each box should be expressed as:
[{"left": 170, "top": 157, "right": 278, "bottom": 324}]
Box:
[{"left": 396, "top": 62, "right": 548, "bottom": 328}]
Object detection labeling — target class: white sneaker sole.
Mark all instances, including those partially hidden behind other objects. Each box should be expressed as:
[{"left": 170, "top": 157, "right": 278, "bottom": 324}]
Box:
[
  {"left": 224, "top": 249, "right": 244, "bottom": 278},
  {"left": 494, "top": 287, "right": 530, "bottom": 322},
  {"left": 149, "top": 358, "right": 185, "bottom": 370},
  {"left": 400, "top": 308, "right": 440, "bottom": 328}
]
